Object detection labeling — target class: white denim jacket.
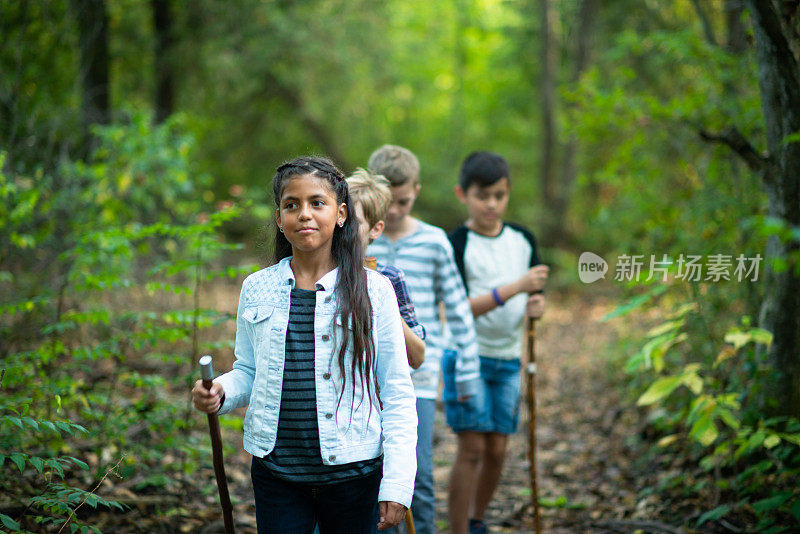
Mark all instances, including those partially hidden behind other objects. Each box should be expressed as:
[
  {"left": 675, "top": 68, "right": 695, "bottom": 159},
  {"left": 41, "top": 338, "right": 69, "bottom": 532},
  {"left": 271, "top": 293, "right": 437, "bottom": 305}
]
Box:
[{"left": 215, "top": 257, "right": 418, "bottom": 507}]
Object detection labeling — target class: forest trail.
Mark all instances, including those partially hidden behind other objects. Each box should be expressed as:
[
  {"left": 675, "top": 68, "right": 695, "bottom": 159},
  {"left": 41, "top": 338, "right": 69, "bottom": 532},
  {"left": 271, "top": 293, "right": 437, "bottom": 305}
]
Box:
[
  {"left": 204, "top": 291, "right": 660, "bottom": 534},
  {"left": 430, "top": 292, "right": 663, "bottom": 533}
]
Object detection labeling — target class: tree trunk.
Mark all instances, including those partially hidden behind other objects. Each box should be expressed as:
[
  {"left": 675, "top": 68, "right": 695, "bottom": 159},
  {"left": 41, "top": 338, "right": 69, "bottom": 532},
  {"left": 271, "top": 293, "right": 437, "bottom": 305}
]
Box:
[
  {"left": 152, "top": 0, "right": 174, "bottom": 123},
  {"left": 558, "top": 0, "right": 597, "bottom": 248},
  {"left": 70, "top": 0, "right": 110, "bottom": 133},
  {"left": 725, "top": 0, "right": 746, "bottom": 53},
  {"left": 689, "top": 0, "right": 718, "bottom": 46},
  {"left": 747, "top": 0, "right": 800, "bottom": 417},
  {"left": 450, "top": 0, "right": 470, "bottom": 167},
  {"left": 539, "top": 0, "right": 558, "bottom": 244}
]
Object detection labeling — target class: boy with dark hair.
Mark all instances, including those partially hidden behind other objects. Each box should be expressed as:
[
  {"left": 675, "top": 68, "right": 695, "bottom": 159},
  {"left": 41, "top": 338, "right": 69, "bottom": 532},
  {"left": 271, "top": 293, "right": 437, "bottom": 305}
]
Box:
[
  {"left": 367, "top": 144, "right": 481, "bottom": 534},
  {"left": 445, "top": 150, "right": 548, "bottom": 534}
]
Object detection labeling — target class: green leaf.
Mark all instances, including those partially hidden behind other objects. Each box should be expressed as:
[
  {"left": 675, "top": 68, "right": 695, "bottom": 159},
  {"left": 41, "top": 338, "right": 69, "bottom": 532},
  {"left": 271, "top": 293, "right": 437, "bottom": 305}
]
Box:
[
  {"left": 656, "top": 434, "right": 680, "bottom": 447},
  {"left": 7, "top": 416, "right": 23, "bottom": 429},
  {"left": 779, "top": 433, "right": 800, "bottom": 445},
  {"left": 55, "top": 421, "right": 73, "bottom": 435},
  {"left": 637, "top": 375, "right": 682, "bottom": 406},
  {"left": 697, "top": 504, "right": 730, "bottom": 526},
  {"left": 724, "top": 328, "right": 773, "bottom": 349},
  {"left": 646, "top": 319, "right": 684, "bottom": 337},
  {"left": 601, "top": 284, "right": 668, "bottom": 321},
  {"left": 716, "top": 408, "right": 740, "bottom": 431},
  {"left": 0, "top": 513, "right": 20, "bottom": 531},
  {"left": 46, "top": 458, "right": 65, "bottom": 478},
  {"left": 640, "top": 332, "right": 687, "bottom": 373},
  {"left": 67, "top": 457, "right": 89, "bottom": 470},
  {"left": 782, "top": 130, "right": 800, "bottom": 146},
  {"left": 21, "top": 417, "right": 39, "bottom": 431},
  {"left": 724, "top": 332, "right": 751, "bottom": 350},
  {"left": 791, "top": 498, "right": 800, "bottom": 521},
  {"left": 666, "top": 302, "right": 696, "bottom": 319},
  {"left": 680, "top": 366, "right": 704, "bottom": 395},
  {"left": 753, "top": 493, "right": 792, "bottom": 513},
  {"left": 690, "top": 414, "right": 719, "bottom": 446},
  {"left": 763, "top": 435, "right": 780, "bottom": 448},
  {"left": 10, "top": 453, "right": 26, "bottom": 473},
  {"left": 40, "top": 420, "right": 57, "bottom": 433},
  {"left": 85, "top": 494, "right": 99, "bottom": 508},
  {"left": 29, "top": 456, "right": 45, "bottom": 474}
]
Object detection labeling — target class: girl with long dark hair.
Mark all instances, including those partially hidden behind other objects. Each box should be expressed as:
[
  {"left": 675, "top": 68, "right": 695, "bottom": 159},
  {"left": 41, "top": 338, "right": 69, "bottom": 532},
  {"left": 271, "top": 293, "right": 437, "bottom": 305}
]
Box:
[{"left": 192, "top": 156, "right": 417, "bottom": 533}]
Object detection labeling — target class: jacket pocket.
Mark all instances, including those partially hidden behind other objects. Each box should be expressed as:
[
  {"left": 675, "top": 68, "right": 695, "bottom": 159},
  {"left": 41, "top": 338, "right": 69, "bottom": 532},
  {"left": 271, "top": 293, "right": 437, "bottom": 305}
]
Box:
[
  {"left": 242, "top": 304, "right": 274, "bottom": 356},
  {"left": 243, "top": 304, "right": 273, "bottom": 324}
]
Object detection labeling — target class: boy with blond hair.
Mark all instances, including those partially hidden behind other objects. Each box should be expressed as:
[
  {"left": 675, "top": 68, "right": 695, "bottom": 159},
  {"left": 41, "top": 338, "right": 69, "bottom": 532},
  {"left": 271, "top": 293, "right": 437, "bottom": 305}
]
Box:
[
  {"left": 346, "top": 168, "right": 425, "bottom": 369},
  {"left": 366, "top": 145, "right": 481, "bottom": 534}
]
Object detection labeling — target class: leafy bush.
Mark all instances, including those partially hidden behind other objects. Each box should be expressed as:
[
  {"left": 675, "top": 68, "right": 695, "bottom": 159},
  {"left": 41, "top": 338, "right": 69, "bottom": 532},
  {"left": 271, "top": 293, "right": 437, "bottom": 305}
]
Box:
[
  {"left": 0, "top": 113, "right": 258, "bottom": 531},
  {"left": 611, "top": 284, "right": 800, "bottom": 532}
]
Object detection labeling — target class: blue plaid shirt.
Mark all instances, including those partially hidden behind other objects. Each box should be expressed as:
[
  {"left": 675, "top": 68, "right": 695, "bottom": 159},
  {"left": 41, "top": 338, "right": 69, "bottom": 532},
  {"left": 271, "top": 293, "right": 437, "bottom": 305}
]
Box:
[{"left": 377, "top": 263, "right": 426, "bottom": 341}]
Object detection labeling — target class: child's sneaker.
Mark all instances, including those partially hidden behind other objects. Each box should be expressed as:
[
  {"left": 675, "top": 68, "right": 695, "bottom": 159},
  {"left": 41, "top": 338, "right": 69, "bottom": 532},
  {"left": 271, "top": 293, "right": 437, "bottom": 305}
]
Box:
[{"left": 469, "top": 518, "right": 488, "bottom": 534}]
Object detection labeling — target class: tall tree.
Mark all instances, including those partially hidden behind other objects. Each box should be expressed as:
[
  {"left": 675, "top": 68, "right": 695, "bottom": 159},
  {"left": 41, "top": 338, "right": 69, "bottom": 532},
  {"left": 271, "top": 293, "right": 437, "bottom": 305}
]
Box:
[
  {"left": 70, "top": 0, "right": 109, "bottom": 133},
  {"left": 152, "top": 0, "right": 174, "bottom": 123},
  {"left": 746, "top": 0, "right": 800, "bottom": 417},
  {"left": 539, "top": 0, "right": 558, "bottom": 244},
  {"left": 558, "top": 0, "right": 597, "bottom": 248}
]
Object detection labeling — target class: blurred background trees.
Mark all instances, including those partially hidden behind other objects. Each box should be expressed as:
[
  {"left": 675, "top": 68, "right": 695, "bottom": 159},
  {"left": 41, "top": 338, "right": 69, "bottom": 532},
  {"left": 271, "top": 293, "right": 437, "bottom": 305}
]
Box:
[{"left": 2, "top": 0, "right": 800, "bottom": 531}]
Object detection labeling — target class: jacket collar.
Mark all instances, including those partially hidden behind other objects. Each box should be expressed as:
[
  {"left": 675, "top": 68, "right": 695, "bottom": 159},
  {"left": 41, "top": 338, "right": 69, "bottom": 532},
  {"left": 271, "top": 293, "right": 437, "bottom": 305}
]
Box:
[{"left": 277, "top": 257, "right": 339, "bottom": 291}]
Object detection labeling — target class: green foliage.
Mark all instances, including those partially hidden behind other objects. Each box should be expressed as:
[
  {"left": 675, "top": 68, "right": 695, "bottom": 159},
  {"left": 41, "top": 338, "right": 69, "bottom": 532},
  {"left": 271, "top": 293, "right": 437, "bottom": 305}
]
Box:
[
  {"left": 4, "top": 1, "right": 796, "bottom": 531},
  {"left": 0, "top": 116, "right": 255, "bottom": 531},
  {"left": 0, "top": 407, "right": 123, "bottom": 534},
  {"left": 617, "top": 290, "right": 800, "bottom": 530},
  {"left": 565, "top": 24, "right": 764, "bottom": 260}
]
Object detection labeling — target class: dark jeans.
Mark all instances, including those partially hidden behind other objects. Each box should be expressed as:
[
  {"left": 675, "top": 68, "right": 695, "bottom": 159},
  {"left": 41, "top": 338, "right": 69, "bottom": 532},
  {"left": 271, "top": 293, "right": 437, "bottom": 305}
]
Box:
[{"left": 251, "top": 457, "right": 380, "bottom": 534}]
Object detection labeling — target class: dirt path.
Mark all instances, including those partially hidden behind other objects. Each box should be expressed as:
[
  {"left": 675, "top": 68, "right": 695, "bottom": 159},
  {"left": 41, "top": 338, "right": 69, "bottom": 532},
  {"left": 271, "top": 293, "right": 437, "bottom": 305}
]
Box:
[{"left": 430, "top": 291, "right": 652, "bottom": 533}]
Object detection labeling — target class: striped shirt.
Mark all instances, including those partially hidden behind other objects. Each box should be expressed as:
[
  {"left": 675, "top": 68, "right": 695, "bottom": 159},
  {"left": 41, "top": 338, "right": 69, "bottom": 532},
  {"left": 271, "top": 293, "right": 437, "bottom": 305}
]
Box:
[
  {"left": 368, "top": 219, "right": 480, "bottom": 399},
  {"left": 377, "top": 263, "right": 426, "bottom": 341},
  {"left": 261, "top": 287, "right": 381, "bottom": 483}
]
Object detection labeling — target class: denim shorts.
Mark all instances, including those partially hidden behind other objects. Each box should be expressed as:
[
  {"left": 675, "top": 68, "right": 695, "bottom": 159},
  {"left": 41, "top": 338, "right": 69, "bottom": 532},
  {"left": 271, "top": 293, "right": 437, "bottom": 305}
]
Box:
[{"left": 442, "top": 350, "right": 521, "bottom": 434}]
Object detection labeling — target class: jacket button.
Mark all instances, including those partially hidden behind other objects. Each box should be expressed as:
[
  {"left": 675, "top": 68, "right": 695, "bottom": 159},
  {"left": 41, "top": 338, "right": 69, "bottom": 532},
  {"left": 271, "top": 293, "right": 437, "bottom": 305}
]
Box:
[
  {"left": 325, "top": 413, "right": 333, "bottom": 419},
  {"left": 325, "top": 296, "right": 332, "bottom": 303},
  {"left": 323, "top": 373, "right": 331, "bottom": 380},
  {"left": 322, "top": 334, "right": 330, "bottom": 342},
  {"left": 329, "top": 455, "right": 336, "bottom": 462}
]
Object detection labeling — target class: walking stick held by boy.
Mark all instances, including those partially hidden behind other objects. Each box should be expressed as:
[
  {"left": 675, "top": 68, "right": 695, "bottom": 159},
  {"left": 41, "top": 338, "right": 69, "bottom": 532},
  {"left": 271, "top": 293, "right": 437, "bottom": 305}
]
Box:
[
  {"left": 525, "top": 294, "right": 545, "bottom": 534},
  {"left": 199, "top": 355, "right": 235, "bottom": 534}
]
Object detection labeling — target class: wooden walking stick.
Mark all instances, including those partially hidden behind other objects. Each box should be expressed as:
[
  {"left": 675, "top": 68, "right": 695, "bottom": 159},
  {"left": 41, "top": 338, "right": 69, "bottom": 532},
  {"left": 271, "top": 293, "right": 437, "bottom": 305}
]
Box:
[
  {"left": 404, "top": 508, "right": 416, "bottom": 534},
  {"left": 525, "top": 317, "right": 542, "bottom": 534},
  {"left": 199, "top": 355, "right": 235, "bottom": 534}
]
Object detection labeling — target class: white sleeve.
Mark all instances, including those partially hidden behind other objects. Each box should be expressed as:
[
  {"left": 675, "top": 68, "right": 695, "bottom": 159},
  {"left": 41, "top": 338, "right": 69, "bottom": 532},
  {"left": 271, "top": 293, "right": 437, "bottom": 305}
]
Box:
[
  {"left": 215, "top": 282, "right": 256, "bottom": 415},
  {"left": 372, "top": 274, "right": 418, "bottom": 506}
]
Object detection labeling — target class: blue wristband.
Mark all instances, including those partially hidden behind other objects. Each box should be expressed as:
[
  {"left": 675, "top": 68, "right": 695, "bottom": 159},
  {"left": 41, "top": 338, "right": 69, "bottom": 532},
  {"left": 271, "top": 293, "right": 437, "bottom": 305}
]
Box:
[{"left": 491, "top": 288, "right": 505, "bottom": 306}]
